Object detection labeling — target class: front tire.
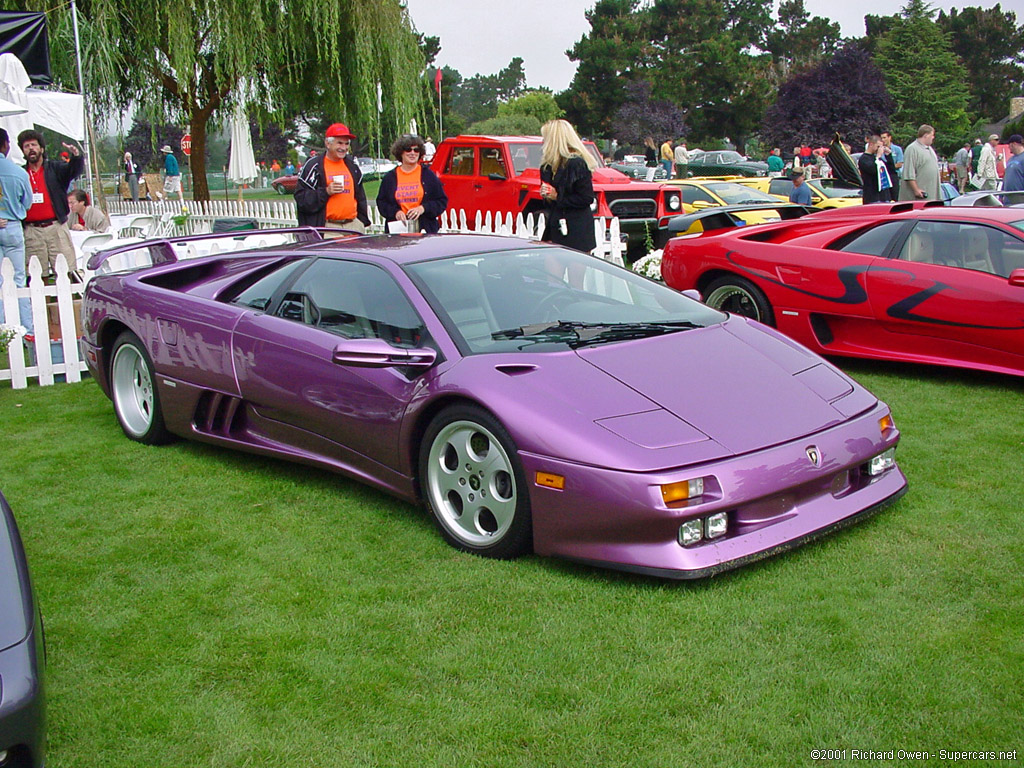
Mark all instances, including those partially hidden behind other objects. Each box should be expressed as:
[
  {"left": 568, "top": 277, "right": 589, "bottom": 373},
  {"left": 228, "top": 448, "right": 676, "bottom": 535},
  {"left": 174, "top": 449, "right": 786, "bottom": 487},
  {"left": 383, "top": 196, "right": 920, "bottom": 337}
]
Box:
[
  {"left": 419, "top": 405, "right": 532, "bottom": 559},
  {"left": 704, "top": 275, "right": 775, "bottom": 325},
  {"left": 110, "top": 331, "right": 172, "bottom": 444}
]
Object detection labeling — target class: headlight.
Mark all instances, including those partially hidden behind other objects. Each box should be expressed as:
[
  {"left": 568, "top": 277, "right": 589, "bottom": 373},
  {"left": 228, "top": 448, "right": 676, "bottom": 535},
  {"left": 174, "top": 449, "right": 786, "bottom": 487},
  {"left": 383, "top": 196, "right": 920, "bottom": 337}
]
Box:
[
  {"left": 667, "top": 193, "right": 680, "bottom": 211},
  {"left": 866, "top": 448, "right": 896, "bottom": 476},
  {"left": 678, "top": 519, "right": 703, "bottom": 547},
  {"left": 706, "top": 512, "right": 728, "bottom": 539}
]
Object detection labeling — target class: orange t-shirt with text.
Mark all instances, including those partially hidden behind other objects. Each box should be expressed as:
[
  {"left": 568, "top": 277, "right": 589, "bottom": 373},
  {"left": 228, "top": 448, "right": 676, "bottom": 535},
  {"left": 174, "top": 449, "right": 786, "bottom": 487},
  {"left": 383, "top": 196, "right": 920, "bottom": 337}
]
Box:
[
  {"left": 323, "top": 157, "right": 357, "bottom": 221},
  {"left": 394, "top": 165, "right": 424, "bottom": 214}
]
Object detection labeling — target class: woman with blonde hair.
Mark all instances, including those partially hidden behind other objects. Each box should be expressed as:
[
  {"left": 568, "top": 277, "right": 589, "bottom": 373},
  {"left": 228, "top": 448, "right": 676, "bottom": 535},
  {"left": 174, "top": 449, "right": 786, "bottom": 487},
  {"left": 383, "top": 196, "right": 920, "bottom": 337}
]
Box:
[{"left": 539, "top": 119, "right": 597, "bottom": 255}]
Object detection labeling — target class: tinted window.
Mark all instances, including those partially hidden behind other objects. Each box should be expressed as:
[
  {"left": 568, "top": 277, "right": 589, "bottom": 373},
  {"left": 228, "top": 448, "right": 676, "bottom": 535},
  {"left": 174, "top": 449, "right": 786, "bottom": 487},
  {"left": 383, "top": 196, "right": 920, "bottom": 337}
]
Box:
[
  {"left": 479, "top": 147, "right": 508, "bottom": 178},
  {"left": 275, "top": 259, "right": 426, "bottom": 346},
  {"left": 681, "top": 186, "right": 716, "bottom": 205},
  {"left": 446, "top": 147, "right": 475, "bottom": 176},
  {"left": 836, "top": 221, "right": 907, "bottom": 256},
  {"left": 769, "top": 179, "right": 794, "bottom": 197},
  {"left": 228, "top": 259, "right": 309, "bottom": 311}
]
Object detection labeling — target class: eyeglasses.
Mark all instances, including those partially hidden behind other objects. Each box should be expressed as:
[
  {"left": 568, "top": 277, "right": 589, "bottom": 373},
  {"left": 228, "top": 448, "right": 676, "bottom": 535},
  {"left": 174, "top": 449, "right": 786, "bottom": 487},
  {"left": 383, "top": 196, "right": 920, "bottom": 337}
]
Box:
[{"left": 402, "top": 147, "right": 422, "bottom": 154}]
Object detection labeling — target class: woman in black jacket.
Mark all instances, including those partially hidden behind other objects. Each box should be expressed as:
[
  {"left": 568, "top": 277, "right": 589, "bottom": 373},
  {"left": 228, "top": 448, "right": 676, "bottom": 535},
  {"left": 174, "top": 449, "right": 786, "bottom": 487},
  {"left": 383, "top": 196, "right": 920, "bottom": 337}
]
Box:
[
  {"left": 376, "top": 134, "right": 448, "bottom": 233},
  {"left": 539, "top": 119, "right": 597, "bottom": 256}
]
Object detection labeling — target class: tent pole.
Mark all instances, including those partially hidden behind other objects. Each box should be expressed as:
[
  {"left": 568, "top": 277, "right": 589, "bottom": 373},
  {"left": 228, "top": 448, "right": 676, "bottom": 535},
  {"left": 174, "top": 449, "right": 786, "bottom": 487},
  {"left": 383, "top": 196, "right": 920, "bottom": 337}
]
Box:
[{"left": 69, "top": 0, "right": 94, "bottom": 197}]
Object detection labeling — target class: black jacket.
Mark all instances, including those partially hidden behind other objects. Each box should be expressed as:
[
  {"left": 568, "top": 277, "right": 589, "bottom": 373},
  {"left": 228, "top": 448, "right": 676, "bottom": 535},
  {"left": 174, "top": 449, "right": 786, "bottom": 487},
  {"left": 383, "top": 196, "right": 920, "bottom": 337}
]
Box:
[
  {"left": 540, "top": 155, "right": 597, "bottom": 253},
  {"left": 294, "top": 154, "right": 369, "bottom": 227},
  {"left": 375, "top": 165, "right": 448, "bottom": 234},
  {"left": 33, "top": 154, "right": 84, "bottom": 224}
]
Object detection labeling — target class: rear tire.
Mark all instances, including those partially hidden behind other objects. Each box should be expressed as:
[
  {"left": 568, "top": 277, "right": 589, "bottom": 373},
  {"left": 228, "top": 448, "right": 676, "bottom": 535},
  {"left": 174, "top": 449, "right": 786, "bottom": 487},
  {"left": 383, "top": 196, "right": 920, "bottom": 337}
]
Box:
[
  {"left": 110, "top": 331, "right": 173, "bottom": 445},
  {"left": 704, "top": 275, "right": 775, "bottom": 326}
]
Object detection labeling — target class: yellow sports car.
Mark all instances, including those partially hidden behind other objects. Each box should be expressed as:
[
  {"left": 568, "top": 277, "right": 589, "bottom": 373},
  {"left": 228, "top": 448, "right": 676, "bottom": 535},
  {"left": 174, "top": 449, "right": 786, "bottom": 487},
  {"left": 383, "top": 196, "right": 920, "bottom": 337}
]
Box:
[
  {"left": 664, "top": 178, "right": 789, "bottom": 225},
  {"left": 733, "top": 177, "right": 862, "bottom": 209}
]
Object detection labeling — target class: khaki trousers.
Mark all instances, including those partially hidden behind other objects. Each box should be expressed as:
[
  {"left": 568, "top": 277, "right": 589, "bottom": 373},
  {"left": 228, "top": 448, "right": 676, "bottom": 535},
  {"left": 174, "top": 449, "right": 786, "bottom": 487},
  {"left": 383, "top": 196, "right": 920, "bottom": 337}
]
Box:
[{"left": 24, "top": 222, "right": 77, "bottom": 275}]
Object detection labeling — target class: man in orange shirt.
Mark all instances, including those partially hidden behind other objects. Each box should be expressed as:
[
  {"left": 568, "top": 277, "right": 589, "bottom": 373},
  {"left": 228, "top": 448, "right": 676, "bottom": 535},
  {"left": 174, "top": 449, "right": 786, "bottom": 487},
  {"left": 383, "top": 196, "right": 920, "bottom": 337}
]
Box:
[{"left": 294, "top": 123, "right": 370, "bottom": 232}]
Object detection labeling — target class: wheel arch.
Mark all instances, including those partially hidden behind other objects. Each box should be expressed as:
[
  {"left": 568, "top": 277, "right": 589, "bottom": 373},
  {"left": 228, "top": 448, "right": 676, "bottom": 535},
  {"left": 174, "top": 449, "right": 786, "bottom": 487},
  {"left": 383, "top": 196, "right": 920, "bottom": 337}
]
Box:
[{"left": 406, "top": 393, "right": 499, "bottom": 501}]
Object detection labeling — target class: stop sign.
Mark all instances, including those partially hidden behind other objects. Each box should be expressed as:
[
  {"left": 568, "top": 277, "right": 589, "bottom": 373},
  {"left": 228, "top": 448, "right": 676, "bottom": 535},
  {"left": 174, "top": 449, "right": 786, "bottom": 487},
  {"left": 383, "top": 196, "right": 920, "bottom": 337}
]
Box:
[{"left": 181, "top": 134, "right": 192, "bottom": 156}]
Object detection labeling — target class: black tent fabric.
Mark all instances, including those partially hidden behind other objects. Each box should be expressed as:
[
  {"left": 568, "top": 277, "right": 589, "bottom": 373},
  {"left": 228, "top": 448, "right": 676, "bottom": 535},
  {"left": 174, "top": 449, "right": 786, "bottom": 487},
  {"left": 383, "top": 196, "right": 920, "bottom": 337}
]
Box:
[
  {"left": 826, "top": 132, "right": 862, "bottom": 188},
  {"left": 0, "top": 12, "right": 50, "bottom": 85}
]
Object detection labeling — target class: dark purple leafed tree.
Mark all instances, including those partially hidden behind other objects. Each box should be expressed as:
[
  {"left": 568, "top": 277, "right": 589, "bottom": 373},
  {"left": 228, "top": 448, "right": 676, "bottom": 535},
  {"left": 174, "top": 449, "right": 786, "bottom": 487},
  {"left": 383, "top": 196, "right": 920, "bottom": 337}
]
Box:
[
  {"left": 611, "top": 81, "right": 687, "bottom": 146},
  {"left": 760, "top": 42, "right": 894, "bottom": 149}
]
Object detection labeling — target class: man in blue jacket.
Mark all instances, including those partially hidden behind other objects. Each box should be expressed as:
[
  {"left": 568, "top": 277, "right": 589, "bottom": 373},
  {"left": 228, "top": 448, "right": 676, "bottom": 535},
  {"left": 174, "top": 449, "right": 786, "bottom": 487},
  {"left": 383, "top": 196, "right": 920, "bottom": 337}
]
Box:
[{"left": 0, "top": 128, "right": 34, "bottom": 334}]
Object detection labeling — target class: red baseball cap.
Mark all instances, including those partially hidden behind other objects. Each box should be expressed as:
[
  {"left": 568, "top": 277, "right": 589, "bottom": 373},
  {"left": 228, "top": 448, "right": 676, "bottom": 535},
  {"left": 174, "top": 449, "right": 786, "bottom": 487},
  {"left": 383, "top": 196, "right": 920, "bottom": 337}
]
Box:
[{"left": 325, "top": 123, "right": 356, "bottom": 140}]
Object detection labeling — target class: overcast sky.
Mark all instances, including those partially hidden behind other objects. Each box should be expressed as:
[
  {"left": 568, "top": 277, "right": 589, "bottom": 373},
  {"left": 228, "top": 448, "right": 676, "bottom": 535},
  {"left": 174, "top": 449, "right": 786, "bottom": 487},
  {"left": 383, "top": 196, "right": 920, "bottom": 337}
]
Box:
[{"left": 402, "top": 0, "right": 1007, "bottom": 92}]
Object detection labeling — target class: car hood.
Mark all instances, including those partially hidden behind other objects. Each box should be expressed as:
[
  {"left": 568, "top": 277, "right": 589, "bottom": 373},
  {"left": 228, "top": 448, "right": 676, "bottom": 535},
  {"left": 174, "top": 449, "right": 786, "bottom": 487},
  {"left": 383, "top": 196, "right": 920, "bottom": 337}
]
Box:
[
  {"left": 443, "top": 317, "right": 876, "bottom": 471},
  {"left": 575, "top": 317, "right": 874, "bottom": 455}
]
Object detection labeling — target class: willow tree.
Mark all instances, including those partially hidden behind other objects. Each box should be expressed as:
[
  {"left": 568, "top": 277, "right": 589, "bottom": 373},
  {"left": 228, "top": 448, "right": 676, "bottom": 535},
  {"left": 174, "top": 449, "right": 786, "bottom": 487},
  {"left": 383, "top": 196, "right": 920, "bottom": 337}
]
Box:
[{"left": 20, "top": 0, "right": 425, "bottom": 200}]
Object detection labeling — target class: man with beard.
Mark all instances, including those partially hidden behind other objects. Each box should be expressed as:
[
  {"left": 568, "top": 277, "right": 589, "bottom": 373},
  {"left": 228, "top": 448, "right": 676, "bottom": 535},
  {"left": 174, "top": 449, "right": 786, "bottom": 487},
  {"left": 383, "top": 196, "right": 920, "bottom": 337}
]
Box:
[{"left": 18, "top": 129, "right": 83, "bottom": 276}]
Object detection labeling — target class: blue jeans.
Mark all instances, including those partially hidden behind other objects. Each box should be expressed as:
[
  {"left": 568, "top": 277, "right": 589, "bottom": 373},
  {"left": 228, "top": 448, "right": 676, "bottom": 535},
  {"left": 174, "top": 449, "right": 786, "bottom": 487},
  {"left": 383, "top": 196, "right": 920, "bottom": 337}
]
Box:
[{"left": 0, "top": 220, "right": 33, "bottom": 334}]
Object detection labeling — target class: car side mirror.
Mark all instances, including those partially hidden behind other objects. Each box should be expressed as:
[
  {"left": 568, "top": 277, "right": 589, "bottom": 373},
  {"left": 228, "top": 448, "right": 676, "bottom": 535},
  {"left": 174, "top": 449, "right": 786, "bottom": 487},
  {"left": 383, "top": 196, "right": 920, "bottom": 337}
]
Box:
[
  {"left": 1009, "top": 269, "right": 1024, "bottom": 288},
  {"left": 332, "top": 338, "right": 436, "bottom": 369},
  {"left": 692, "top": 200, "right": 711, "bottom": 209}
]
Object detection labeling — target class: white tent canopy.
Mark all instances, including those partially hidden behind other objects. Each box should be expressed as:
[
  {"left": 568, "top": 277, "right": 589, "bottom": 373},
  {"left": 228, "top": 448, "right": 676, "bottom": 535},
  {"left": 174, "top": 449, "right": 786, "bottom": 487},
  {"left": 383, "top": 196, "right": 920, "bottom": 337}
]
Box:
[{"left": 0, "top": 53, "right": 85, "bottom": 165}]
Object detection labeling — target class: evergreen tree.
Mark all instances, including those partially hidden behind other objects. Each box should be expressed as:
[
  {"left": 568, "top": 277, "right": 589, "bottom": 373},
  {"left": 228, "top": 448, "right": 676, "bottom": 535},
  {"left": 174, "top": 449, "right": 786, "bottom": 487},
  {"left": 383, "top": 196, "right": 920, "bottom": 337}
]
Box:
[
  {"left": 873, "top": 0, "right": 971, "bottom": 151},
  {"left": 938, "top": 5, "right": 1024, "bottom": 122}
]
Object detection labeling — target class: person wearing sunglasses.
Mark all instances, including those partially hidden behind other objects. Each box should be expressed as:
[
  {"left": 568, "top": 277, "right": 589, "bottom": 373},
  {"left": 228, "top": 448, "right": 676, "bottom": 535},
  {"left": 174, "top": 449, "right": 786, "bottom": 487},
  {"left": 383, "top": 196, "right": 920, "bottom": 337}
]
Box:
[{"left": 376, "top": 134, "right": 448, "bottom": 234}]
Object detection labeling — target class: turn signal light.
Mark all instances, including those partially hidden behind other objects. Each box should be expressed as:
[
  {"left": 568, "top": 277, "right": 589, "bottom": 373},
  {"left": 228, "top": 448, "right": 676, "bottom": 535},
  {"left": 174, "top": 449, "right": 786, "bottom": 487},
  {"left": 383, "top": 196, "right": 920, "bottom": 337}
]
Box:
[
  {"left": 661, "top": 478, "right": 704, "bottom": 504},
  {"left": 535, "top": 472, "right": 565, "bottom": 490},
  {"left": 879, "top": 413, "right": 895, "bottom": 436}
]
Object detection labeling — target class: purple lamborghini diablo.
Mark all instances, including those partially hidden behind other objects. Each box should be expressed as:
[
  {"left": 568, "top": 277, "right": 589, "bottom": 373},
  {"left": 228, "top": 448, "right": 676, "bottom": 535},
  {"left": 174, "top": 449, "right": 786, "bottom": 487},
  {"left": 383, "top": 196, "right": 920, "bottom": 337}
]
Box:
[{"left": 82, "top": 229, "right": 906, "bottom": 578}]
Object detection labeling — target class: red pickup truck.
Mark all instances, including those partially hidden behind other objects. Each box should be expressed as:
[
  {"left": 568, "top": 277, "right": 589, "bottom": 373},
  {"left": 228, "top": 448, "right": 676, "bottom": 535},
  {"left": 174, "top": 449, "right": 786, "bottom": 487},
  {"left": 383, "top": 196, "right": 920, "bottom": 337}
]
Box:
[{"left": 428, "top": 135, "right": 682, "bottom": 248}]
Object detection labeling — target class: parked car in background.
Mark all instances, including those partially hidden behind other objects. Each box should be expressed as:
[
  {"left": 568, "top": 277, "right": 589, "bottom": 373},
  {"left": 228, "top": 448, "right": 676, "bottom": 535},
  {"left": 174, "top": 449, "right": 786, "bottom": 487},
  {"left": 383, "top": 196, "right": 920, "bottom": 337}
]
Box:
[
  {"left": 665, "top": 178, "right": 789, "bottom": 225},
  {"left": 662, "top": 201, "right": 1024, "bottom": 378},
  {"left": 734, "top": 177, "right": 863, "bottom": 209},
  {"left": 356, "top": 157, "right": 398, "bottom": 181},
  {"left": 608, "top": 154, "right": 668, "bottom": 180},
  {"left": 429, "top": 135, "right": 682, "bottom": 248},
  {"left": 82, "top": 229, "right": 905, "bottom": 578},
  {"left": 270, "top": 174, "right": 299, "bottom": 195},
  {"left": 0, "top": 490, "right": 46, "bottom": 768},
  {"left": 681, "top": 150, "right": 769, "bottom": 178}
]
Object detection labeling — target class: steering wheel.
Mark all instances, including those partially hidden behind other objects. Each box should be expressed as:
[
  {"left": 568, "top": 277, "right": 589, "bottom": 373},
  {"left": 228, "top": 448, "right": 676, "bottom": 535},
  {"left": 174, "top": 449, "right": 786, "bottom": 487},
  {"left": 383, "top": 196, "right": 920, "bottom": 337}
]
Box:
[{"left": 530, "top": 287, "right": 575, "bottom": 321}]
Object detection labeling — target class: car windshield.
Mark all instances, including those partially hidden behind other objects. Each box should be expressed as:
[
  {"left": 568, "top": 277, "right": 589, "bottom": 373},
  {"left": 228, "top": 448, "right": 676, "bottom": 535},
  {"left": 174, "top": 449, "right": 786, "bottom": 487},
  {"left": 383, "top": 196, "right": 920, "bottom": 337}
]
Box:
[
  {"left": 705, "top": 182, "right": 777, "bottom": 204},
  {"left": 406, "top": 247, "right": 724, "bottom": 354},
  {"left": 813, "top": 179, "right": 862, "bottom": 198},
  {"left": 508, "top": 143, "right": 543, "bottom": 174}
]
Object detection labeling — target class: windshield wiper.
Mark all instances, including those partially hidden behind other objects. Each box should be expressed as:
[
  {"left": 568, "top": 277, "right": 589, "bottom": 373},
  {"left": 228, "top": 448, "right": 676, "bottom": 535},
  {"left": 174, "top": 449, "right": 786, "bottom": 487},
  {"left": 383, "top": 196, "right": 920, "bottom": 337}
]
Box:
[{"left": 491, "top": 320, "right": 700, "bottom": 347}]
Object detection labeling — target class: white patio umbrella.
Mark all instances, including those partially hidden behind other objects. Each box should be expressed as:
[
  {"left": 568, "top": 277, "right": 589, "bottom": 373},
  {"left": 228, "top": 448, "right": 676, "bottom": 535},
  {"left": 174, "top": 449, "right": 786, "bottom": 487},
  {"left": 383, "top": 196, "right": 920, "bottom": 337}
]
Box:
[
  {"left": 227, "top": 105, "right": 258, "bottom": 201},
  {"left": 0, "top": 53, "right": 34, "bottom": 165}
]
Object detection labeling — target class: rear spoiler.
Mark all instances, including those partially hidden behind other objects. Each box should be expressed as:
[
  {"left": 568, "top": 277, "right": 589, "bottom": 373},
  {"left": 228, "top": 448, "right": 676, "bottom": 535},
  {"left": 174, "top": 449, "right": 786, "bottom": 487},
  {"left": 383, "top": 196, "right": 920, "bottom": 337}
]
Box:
[
  {"left": 949, "top": 189, "right": 1024, "bottom": 207},
  {"left": 666, "top": 203, "right": 816, "bottom": 235},
  {"left": 85, "top": 226, "right": 326, "bottom": 272}
]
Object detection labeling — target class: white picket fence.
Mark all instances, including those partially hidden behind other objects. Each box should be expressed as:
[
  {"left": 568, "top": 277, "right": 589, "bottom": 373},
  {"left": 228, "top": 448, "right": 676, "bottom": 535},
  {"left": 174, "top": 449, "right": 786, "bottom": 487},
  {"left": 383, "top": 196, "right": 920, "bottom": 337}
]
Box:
[
  {"left": 2, "top": 204, "right": 626, "bottom": 389},
  {"left": 107, "top": 199, "right": 627, "bottom": 264}
]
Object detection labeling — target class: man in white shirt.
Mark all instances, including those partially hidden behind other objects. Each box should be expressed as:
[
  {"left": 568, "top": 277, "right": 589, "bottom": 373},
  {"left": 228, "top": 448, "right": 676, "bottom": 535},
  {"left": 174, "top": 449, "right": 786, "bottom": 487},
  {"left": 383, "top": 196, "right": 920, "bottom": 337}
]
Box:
[{"left": 977, "top": 133, "right": 1000, "bottom": 190}]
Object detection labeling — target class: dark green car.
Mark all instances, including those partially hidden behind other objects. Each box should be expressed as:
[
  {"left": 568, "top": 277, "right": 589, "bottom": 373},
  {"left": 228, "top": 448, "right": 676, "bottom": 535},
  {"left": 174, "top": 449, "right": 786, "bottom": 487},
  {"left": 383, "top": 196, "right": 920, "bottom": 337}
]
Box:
[{"left": 681, "top": 150, "right": 768, "bottom": 178}]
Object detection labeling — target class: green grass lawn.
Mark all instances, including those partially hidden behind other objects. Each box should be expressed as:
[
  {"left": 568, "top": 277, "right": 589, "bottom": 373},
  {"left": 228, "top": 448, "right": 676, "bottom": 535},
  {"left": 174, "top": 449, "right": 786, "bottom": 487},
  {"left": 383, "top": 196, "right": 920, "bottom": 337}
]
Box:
[{"left": 1, "top": 361, "right": 1022, "bottom": 767}]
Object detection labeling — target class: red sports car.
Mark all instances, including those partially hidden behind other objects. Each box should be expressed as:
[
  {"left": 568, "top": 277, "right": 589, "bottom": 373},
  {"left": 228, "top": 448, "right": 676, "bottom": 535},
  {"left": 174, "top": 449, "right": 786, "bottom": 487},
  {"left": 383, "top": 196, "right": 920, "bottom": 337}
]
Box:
[{"left": 662, "top": 201, "right": 1024, "bottom": 377}]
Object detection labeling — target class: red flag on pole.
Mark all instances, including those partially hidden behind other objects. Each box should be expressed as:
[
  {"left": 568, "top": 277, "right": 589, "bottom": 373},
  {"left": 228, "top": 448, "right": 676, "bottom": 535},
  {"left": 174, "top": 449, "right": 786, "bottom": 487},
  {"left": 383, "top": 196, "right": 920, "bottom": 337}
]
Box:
[{"left": 434, "top": 67, "right": 443, "bottom": 95}]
